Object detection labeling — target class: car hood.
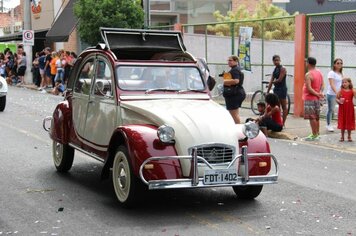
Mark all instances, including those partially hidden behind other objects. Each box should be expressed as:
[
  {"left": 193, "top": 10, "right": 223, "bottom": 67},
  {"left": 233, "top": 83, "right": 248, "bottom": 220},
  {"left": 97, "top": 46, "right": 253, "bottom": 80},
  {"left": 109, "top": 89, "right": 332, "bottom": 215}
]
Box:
[{"left": 121, "top": 99, "right": 240, "bottom": 155}]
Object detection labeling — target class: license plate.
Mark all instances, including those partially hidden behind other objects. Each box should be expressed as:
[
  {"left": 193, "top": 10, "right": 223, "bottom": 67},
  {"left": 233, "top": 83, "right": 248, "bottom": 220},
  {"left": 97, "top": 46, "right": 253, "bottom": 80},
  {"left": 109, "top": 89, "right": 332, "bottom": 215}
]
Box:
[{"left": 203, "top": 169, "right": 237, "bottom": 185}]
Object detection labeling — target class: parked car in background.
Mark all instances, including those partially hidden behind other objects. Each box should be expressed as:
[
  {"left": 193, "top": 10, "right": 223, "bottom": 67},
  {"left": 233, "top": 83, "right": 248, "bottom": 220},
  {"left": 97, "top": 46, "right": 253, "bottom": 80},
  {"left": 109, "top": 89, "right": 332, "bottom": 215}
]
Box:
[
  {"left": 43, "top": 28, "right": 278, "bottom": 207},
  {"left": 0, "top": 76, "right": 7, "bottom": 111}
]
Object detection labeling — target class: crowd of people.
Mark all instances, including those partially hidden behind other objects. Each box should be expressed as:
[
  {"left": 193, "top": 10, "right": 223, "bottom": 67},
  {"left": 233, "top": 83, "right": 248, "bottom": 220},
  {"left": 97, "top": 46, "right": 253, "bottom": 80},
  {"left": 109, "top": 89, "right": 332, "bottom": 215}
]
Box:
[
  {"left": 221, "top": 54, "right": 287, "bottom": 137},
  {"left": 220, "top": 54, "right": 355, "bottom": 141},
  {"left": 0, "top": 45, "right": 77, "bottom": 96},
  {"left": 0, "top": 45, "right": 27, "bottom": 86},
  {"left": 303, "top": 57, "right": 355, "bottom": 142},
  {"left": 32, "top": 47, "right": 78, "bottom": 95}
]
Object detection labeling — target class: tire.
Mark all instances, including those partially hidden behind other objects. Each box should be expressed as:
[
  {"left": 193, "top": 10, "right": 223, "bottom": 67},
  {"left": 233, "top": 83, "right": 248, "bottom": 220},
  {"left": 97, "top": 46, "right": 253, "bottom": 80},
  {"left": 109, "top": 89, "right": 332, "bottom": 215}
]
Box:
[
  {"left": 112, "top": 146, "right": 143, "bottom": 207},
  {"left": 0, "top": 96, "right": 6, "bottom": 112},
  {"left": 52, "top": 141, "right": 74, "bottom": 172},
  {"left": 232, "top": 185, "right": 263, "bottom": 199},
  {"left": 251, "top": 90, "right": 265, "bottom": 115}
]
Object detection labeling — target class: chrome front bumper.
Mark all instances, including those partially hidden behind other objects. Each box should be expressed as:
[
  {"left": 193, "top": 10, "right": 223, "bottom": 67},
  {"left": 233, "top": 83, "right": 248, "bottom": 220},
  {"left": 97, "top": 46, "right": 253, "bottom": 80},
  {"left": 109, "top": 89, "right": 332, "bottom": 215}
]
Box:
[{"left": 139, "top": 146, "right": 278, "bottom": 190}]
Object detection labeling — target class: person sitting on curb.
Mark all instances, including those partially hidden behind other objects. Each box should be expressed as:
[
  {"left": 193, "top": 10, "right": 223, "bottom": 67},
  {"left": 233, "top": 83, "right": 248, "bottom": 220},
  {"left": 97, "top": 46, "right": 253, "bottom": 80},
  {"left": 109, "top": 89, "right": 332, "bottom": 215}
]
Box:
[
  {"left": 51, "top": 79, "right": 65, "bottom": 95},
  {"left": 255, "top": 93, "right": 283, "bottom": 136},
  {"left": 245, "top": 102, "right": 266, "bottom": 123}
]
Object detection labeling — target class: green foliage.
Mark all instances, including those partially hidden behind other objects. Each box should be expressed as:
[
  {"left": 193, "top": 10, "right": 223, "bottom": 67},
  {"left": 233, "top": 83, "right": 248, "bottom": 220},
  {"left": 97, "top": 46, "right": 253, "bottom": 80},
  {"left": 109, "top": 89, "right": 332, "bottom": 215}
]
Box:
[
  {"left": 74, "top": 0, "right": 144, "bottom": 45},
  {"left": 207, "top": 0, "right": 297, "bottom": 40}
]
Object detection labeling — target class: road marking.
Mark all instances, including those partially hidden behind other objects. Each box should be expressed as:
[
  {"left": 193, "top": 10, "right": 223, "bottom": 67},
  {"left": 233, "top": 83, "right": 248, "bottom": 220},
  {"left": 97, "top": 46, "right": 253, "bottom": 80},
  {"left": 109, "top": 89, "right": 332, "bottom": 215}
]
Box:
[{"left": 0, "top": 122, "right": 50, "bottom": 144}]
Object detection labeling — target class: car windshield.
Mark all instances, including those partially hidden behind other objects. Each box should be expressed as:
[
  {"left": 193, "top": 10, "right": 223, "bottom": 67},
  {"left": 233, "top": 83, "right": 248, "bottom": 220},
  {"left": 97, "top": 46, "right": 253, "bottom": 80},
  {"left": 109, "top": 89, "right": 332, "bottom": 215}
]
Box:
[{"left": 116, "top": 65, "right": 205, "bottom": 91}]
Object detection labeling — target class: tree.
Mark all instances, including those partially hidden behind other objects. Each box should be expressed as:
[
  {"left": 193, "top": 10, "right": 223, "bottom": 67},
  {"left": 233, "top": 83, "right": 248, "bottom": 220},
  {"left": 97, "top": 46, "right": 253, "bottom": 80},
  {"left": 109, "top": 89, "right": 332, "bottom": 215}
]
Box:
[
  {"left": 207, "top": 0, "right": 297, "bottom": 40},
  {"left": 74, "top": 0, "right": 144, "bottom": 45}
]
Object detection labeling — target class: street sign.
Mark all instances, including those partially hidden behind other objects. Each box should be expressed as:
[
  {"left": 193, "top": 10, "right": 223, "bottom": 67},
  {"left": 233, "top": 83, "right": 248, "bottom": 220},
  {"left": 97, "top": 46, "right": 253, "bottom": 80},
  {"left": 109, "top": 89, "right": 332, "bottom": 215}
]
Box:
[{"left": 22, "top": 30, "right": 34, "bottom": 46}]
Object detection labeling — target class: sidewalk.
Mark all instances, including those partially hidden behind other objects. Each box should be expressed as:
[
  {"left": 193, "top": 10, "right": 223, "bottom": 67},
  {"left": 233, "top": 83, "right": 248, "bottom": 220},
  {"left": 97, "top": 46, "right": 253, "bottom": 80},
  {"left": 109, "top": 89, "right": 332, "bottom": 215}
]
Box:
[
  {"left": 18, "top": 83, "right": 356, "bottom": 153},
  {"left": 240, "top": 107, "right": 356, "bottom": 153}
]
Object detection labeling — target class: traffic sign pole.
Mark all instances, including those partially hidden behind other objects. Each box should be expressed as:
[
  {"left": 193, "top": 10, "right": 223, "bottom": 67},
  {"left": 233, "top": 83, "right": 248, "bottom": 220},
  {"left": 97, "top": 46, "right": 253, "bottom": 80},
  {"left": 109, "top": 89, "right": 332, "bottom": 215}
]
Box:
[{"left": 23, "top": 0, "right": 33, "bottom": 85}]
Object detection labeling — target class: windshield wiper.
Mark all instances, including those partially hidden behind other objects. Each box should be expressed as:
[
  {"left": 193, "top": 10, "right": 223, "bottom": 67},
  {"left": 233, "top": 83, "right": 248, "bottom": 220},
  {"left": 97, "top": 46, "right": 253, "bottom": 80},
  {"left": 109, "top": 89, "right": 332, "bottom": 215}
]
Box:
[
  {"left": 178, "top": 89, "right": 206, "bottom": 93},
  {"left": 145, "top": 88, "right": 179, "bottom": 94}
]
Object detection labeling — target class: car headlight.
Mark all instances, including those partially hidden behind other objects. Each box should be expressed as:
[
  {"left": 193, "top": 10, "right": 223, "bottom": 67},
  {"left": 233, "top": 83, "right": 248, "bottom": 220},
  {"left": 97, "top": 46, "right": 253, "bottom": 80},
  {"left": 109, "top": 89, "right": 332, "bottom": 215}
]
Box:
[
  {"left": 242, "top": 121, "right": 260, "bottom": 139},
  {"left": 157, "top": 125, "right": 175, "bottom": 144}
]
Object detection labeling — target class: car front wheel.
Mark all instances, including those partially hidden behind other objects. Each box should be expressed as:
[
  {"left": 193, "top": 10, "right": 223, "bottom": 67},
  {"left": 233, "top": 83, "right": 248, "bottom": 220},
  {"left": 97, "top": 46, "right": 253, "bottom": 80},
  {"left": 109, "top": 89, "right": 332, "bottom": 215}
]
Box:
[
  {"left": 52, "top": 141, "right": 74, "bottom": 172},
  {"left": 0, "top": 96, "right": 6, "bottom": 111},
  {"left": 232, "top": 185, "right": 263, "bottom": 199},
  {"left": 112, "top": 146, "right": 142, "bottom": 207}
]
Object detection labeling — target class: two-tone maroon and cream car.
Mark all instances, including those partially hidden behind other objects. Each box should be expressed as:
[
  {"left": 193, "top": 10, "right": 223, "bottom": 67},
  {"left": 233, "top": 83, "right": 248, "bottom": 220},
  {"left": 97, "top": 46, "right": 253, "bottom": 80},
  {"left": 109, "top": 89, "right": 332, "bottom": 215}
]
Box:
[{"left": 43, "top": 28, "right": 278, "bottom": 207}]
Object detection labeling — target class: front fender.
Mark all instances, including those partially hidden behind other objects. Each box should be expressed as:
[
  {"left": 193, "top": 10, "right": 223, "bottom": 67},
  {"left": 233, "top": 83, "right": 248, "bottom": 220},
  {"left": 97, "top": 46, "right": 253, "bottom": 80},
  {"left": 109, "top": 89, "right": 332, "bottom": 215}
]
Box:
[
  {"left": 239, "top": 132, "right": 272, "bottom": 176},
  {"left": 0, "top": 76, "right": 8, "bottom": 93},
  {"left": 108, "top": 125, "right": 182, "bottom": 181},
  {"left": 50, "top": 101, "right": 71, "bottom": 144}
]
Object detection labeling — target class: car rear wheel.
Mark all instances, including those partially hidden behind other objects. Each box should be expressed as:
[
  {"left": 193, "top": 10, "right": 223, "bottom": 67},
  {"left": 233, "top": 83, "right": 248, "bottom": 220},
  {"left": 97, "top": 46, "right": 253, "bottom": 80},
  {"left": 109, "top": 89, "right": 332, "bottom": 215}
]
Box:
[
  {"left": 0, "top": 96, "right": 6, "bottom": 111},
  {"left": 112, "top": 146, "right": 142, "bottom": 207},
  {"left": 232, "top": 185, "right": 263, "bottom": 199},
  {"left": 52, "top": 141, "right": 74, "bottom": 172}
]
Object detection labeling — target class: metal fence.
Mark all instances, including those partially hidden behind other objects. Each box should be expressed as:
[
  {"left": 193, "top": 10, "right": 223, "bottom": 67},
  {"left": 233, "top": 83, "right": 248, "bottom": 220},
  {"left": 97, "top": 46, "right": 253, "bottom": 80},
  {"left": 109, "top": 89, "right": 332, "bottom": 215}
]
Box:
[
  {"left": 151, "top": 10, "right": 356, "bottom": 111},
  {"left": 307, "top": 10, "right": 356, "bottom": 81}
]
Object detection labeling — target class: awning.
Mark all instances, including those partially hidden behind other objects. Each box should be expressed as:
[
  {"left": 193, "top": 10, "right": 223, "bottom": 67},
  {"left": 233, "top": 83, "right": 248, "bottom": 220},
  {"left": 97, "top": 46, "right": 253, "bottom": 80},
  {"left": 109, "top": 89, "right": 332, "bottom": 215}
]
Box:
[
  {"left": 0, "top": 29, "right": 49, "bottom": 42},
  {"left": 46, "top": 0, "right": 78, "bottom": 42}
]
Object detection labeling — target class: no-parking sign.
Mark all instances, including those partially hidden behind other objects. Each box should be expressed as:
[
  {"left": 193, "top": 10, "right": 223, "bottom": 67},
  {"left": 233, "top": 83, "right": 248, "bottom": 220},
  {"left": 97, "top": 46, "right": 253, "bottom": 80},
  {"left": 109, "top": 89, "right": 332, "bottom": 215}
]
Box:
[{"left": 23, "top": 30, "right": 34, "bottom": 46}]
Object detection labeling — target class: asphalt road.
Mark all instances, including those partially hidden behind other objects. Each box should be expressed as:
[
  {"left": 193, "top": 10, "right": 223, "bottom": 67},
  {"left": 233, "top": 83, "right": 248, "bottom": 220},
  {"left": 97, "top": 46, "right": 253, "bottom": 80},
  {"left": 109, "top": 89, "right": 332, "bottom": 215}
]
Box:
[{"left": 0, "top": 86, "right": 355, "bottom": 235}]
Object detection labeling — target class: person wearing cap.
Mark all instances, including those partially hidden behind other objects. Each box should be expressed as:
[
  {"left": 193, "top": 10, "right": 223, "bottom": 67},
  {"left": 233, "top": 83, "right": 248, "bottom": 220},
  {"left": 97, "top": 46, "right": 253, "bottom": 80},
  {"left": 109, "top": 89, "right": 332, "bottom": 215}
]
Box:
[{"left": 303, "top": 57, "right": 325, "bottom": 141}]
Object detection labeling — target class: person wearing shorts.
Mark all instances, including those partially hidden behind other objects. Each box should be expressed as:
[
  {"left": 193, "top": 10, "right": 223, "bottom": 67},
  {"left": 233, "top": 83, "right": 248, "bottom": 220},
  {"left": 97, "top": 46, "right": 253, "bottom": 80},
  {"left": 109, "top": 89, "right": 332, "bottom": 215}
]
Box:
[
  {"left": 302, "top": 57, "right": 324, "bottom": 141},
  {"left": 267, "top": 55, "right": 288, "bottom": 125},
  {"left": 38, "top": 51, "right": 46, "bottom": 89},
  {"left": 222, "top": 55, "right": 246, "bottom": 124},
  {"left": 16, "top": 51, "right": 27, "bottom": 85},
  {"left": 43, "top": 47, "right": 52, "bottom": 89}
]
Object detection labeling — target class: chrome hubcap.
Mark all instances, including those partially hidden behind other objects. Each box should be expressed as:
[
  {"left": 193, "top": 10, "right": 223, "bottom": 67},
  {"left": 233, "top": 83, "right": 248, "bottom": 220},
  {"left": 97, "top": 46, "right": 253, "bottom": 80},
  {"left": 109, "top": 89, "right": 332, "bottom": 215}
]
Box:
[
  {"left": 53, "top": 141, "right": 63, "bottom": 166},
  {"left": 118, "top": 163, "right": 127, "bottom": 189}
]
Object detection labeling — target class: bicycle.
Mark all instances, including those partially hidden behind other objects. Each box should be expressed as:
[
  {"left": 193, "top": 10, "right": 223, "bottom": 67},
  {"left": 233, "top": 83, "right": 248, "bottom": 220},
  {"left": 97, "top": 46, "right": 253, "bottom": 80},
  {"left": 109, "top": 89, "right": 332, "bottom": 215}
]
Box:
[{"left": 250, "top": 74, "right": 292, "bottom": 115}]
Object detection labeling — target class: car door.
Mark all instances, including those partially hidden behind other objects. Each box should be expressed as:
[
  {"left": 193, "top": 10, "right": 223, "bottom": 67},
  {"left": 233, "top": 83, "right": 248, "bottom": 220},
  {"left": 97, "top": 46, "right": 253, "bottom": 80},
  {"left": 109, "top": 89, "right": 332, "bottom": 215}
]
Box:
[
  {"left": 72, "top": 57, "right": 95, "bottom": 141},
  {"left": 84, "top": 55, "right": 118, "bottom": 147}
]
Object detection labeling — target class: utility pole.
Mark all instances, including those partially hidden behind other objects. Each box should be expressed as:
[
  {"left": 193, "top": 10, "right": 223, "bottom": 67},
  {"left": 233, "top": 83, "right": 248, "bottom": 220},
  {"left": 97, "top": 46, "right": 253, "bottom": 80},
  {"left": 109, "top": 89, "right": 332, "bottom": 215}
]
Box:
[{"left": 23, "top": 0, "right": 33, "bottom": 84}]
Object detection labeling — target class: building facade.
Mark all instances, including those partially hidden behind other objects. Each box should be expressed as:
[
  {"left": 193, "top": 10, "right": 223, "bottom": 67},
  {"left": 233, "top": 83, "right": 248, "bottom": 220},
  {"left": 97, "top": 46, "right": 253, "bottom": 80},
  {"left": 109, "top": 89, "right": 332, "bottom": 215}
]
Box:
[
  {"left": 0, "top": 0, "right": 78, "bottom": 54},
  {"left": 1, "top": 0, "right": 354, "bottom": 53}
]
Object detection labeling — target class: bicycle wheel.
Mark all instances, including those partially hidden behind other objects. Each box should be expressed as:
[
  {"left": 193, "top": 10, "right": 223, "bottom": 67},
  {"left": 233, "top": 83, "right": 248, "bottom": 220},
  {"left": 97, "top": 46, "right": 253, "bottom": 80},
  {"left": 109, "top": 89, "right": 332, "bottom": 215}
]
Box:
[
  {"left": 251, "top": 90, "right": 265, "bottom": 115},
  {"left": 286, "top": 94, "right": 291, "bottom": 114}
]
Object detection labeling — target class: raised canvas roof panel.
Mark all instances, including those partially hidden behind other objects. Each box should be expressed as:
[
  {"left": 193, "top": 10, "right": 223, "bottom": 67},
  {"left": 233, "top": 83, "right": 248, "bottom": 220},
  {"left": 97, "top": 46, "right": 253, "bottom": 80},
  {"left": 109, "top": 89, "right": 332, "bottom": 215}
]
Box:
[{"left": 100, "top": 28, "right": 186, "bottom": 53}]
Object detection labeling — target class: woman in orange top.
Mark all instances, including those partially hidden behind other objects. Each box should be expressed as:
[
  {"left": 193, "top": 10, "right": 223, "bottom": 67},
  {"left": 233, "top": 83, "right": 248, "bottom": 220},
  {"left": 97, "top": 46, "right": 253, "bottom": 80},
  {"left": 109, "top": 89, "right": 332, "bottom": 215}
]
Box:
[
  {"left": 256, "top": 93, "right": 283, "bottom": 136},
  {"left": 49, "top": 51, "right": 58, "bottom": 87}
]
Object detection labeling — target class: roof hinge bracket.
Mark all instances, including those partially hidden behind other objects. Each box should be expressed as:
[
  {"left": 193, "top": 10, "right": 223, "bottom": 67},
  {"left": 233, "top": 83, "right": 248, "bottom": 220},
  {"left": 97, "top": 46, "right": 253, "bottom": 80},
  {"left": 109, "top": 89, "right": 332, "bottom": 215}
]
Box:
[{"left": 141, "top": 32, "right": 147, "bottom": 41}]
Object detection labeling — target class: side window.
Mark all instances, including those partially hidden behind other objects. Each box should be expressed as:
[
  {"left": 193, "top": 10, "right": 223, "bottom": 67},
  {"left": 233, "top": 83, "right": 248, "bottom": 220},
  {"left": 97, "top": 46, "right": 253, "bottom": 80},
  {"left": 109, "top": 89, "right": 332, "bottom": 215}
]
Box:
[
  {"left": 93, "top": 59, "right": 113, "bottom": 97},
  {"left": 74, "top": 58, "right": 95, "bottom": 95}
]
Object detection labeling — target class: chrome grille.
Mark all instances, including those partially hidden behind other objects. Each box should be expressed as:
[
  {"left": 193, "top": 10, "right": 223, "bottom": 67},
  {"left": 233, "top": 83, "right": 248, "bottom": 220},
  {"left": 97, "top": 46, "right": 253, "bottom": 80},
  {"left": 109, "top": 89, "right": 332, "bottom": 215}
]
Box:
[{"left": 188, "top": 144, "right": 235, "bottom": 164}]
